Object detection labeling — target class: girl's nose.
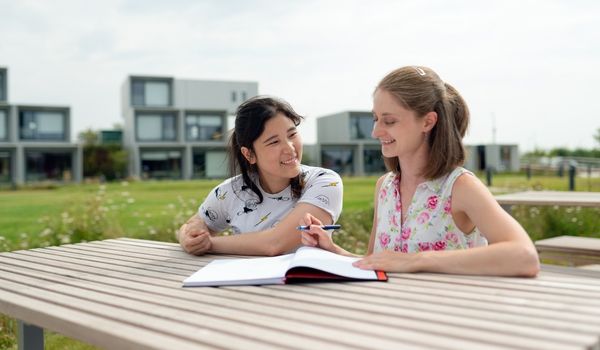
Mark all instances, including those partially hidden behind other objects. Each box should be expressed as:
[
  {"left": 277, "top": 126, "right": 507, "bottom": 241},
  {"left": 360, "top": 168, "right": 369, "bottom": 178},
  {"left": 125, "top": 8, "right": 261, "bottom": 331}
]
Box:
[{"left": 284, "top": 140, "right": 295, "bottom": 152}]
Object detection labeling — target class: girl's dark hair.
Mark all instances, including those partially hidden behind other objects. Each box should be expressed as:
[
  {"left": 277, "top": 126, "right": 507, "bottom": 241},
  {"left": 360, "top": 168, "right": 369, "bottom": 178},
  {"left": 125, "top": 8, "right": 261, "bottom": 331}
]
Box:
[
  {"left": 376, "top": 66, "right": 469, "bottom": 179},
  {"left": 229, "top": 96, "right": 305, "bottom": 203}
]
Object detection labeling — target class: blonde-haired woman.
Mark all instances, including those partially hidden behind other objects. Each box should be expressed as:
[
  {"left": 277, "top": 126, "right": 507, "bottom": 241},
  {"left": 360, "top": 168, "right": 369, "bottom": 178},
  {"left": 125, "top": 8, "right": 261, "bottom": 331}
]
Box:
[{"left": 301, "top": 66, "right": 539, "bottom": 277}]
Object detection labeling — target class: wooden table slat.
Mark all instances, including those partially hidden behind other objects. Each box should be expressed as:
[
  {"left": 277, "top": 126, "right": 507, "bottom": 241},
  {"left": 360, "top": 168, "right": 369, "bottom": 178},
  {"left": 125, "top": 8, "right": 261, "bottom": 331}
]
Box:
[
  {"left": 2, "top": 238, "right": 600, "bottom": 350},
  {"left": 0, "top": 274, "right": 339, "bottom": 350},
  {"left": 0, "top": 288, "right": 214, "bottom": 350}
]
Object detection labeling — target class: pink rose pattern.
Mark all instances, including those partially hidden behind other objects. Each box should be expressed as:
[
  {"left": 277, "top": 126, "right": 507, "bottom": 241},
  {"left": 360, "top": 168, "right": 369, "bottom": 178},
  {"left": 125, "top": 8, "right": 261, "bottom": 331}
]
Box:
[{"left": 374, "top": 169, "right": 487, "bottom": 253}]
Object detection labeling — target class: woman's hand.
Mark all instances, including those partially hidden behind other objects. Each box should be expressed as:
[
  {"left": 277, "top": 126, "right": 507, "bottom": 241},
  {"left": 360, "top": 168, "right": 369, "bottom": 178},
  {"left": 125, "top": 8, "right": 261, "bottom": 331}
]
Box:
[
  {"left": 353, "top": 250, "right": 422, "bottom": 272},
  {"left": 299, "top": 213, "right": 338, "bottom": 252},
  {"left": 178, "top": 216, "right": 212, "bottom": 255}
]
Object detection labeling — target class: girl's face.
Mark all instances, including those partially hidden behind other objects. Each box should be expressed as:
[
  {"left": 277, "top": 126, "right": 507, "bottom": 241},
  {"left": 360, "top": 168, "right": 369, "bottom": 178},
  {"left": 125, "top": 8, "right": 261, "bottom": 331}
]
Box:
[
  {"left": 371, "top": 89, "right": 434, "bottom": 159},
  {"left": 243, "top": 113, "right": 303, "bottom": 193}
]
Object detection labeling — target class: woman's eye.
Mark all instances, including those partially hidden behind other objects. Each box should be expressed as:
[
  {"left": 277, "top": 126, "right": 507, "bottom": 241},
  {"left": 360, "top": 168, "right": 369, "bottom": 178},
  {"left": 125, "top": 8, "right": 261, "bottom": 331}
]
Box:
[{"left": 384, "top": 121, "right": 396, "bottom": 126}]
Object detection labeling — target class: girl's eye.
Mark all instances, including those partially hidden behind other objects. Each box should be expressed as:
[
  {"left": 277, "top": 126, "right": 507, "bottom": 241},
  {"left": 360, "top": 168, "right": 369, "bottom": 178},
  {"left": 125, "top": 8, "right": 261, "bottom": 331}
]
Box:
[
  {"left": 289, "top": 132, "right": 297, "bottom": 138},
  {"left": 384, "top": 120, "right": 396, "bottom": 126},
  {"left": 268, "top": 140, "right": 278, "bottom": 146}
]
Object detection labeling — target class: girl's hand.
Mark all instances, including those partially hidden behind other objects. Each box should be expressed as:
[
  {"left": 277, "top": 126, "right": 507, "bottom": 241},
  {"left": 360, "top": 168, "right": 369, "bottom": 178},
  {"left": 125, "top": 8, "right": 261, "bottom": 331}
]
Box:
[
  {"left": 353, "top": 250, "right": 422, "bottom": 272},
  {"left": 178, "top": 217, "right": 212, "bottom": 255},
  {"left": 299, "top": 213, "right": 337, "bottom": 252}
]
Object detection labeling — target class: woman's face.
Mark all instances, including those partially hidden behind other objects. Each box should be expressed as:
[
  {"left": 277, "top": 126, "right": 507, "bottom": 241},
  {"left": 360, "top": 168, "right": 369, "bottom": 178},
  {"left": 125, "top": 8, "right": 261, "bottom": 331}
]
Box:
[
  {"left": 244, "top": 113, "right": 303, "bottom": 193},
  {"left": 371, "top": 89, "right": 431, "bottom": 159}
]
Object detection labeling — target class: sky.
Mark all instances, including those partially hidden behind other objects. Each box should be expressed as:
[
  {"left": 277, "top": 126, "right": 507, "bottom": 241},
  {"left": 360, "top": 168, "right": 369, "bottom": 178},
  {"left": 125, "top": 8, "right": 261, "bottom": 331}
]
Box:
[{"left": 1, "top": 0, "right": 599, "bottom": 151}]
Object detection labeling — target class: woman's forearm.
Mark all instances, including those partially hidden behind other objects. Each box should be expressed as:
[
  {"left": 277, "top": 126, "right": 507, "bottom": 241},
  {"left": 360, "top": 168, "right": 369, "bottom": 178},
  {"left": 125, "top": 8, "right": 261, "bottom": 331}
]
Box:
[{"left": 416, "top": 241, "right": 539, "bottom": 277}]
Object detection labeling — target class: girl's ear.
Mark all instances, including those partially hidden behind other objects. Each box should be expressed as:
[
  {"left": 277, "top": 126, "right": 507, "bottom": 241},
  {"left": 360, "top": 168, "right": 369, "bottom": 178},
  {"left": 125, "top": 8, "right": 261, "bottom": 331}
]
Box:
[
  {"left": 241, "top": 147, "right": 256, "bottom": 164},
  {"left": 423, "top": 111, "right": 438, "bottom": 132}
]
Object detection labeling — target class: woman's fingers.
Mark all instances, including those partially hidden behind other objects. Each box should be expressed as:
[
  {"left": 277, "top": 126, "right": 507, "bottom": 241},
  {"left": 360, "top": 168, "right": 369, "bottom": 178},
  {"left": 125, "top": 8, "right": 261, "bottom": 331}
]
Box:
[{"left": 301, "top": 232, "right": 318, "bottom": 246}]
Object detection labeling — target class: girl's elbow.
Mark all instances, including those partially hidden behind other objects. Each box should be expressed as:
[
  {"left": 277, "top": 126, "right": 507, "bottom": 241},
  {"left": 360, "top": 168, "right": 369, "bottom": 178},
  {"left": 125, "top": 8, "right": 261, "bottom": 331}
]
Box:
[
  {"left": 264, "top": 245, "right": 285, "bottom": 256},
  {"left": 519, "top": 245, "right": 541, "bottom": 277},
  {"left": 264, "top": 238, "right": 295, "bottom": 256}
]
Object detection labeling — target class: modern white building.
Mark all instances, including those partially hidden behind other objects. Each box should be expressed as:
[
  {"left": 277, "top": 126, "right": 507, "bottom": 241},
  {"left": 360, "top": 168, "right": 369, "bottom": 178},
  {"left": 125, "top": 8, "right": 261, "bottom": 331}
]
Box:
[
  {"left": 0, "top": 67, "right": 82, "bottom": 186},
  {"left": 313, "top": 110, "right": 521, "bottom": 176},
  {"left": 315, "top": 111, "right": 386, "bottom": 176},
  {"left": 121, "top": 75, "right": 258, "bottom": 179},
  {"left": 464, "top": 144, "right": 520, "bottom": 172}
]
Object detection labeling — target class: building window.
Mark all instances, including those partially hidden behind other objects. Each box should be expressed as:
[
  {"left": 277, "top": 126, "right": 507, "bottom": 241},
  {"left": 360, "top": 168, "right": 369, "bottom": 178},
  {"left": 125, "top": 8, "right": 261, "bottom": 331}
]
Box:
[
  {"left": 140, "top": 150, "right": 182, "bottom": 179},
  {"left": 136, "top": 114, "right": 176, "bottom": 141},
  {"left": 25, "top": 151, "right": 73, "bottom": 182},
  {"left": 500, "top": 145, "right": 512, "bottom": 171},
  {"left": 241, "top": 91, "right": 247, "bottom": 101},
  {"left": 363, "top": 149, "right": 386, "bottom": 174},
  {"left": 192, "top": 149, "right": 227, "bottom": 178},
  {"left": 0, "top": 151, "right": 10, "bottom": 184},
  {"left": 321, "top": 148, "right": 354, "bottom": 175},
  {"left": 231, "top": 91, "right": 237, "bottom": 102},
  {"left": 131, "top": 79, "right": 171, "bottom": 107},
  {"left": 186, "top": 114, "right": 223, "bottom": 141},
  {"left": 0, "top": 110, "right": 7, "bottom": 140},
  {"left": 19, "top": 110, "right": 66, "bottom": 141},
  {"left": 350, "top": 115, "right": 374, "bottom": 140},
  {"left": 0, "top": 70, "right": 5, "bottom": 102}
]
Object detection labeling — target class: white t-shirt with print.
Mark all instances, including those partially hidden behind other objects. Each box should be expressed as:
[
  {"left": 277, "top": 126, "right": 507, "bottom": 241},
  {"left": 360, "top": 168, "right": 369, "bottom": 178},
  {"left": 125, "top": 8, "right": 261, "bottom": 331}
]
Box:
[{"left": 198, "top": 165, "right": 343, "bottom": 234}]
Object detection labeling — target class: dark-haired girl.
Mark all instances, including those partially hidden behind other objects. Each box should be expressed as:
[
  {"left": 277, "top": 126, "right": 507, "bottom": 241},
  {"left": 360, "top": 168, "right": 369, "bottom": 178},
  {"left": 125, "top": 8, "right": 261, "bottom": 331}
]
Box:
[{"left": 178, "top": 96, "right": 343, "bottom": 256}]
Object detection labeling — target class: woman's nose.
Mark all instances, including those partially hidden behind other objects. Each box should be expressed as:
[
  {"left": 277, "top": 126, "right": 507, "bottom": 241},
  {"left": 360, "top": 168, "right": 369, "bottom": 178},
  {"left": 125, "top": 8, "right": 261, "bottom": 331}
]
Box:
[{"left": 371, "top": 121, "right": 381, "bottom": 138}]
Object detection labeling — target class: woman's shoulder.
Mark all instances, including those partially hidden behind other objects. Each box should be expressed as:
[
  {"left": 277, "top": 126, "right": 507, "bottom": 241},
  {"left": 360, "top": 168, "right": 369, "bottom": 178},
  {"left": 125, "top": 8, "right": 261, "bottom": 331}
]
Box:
[
  {"left": 378, "top": 171, "right": 397, "bottom": 188},
  {"left": 450, "top": 167, "right": 490, "bottom": 207}
]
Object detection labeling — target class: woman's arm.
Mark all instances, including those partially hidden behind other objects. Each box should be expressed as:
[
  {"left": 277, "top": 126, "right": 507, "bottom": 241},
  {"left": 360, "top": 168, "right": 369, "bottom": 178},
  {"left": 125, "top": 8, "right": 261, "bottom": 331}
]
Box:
[
  {"left": 209, "top": 202, "right": 333, "bottom": 256},
  {"left": 301, "top": 174, "right": 386, "bottom": 257},
  {"left": 356, "top": 174, "right": 540, "bottom": 277},
  {"left": 366, "top": 174, "right": 386, "bottom": 255},
  {"left": 299, "top": 213, "right": 358, "bottom": 256}
]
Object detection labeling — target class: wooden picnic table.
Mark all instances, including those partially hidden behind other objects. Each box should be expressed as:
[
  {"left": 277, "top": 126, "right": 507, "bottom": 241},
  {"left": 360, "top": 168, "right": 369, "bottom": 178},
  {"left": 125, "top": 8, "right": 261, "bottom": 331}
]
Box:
[
  {"left": 1, "top": 238, "right": 600, "bottom": 350},
  {"left": 494, "top": 191, "right": 600, "bottom": 266},
  {"left": 495, "top": 190, "right": 600, "bottom": 214}
]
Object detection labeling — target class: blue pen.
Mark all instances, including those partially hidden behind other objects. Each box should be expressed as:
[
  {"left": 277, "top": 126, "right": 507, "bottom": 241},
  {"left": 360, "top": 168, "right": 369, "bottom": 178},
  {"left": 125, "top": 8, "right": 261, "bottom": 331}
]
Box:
[{"left": 296, "top": 225, "right": 341, "bottom": 231}]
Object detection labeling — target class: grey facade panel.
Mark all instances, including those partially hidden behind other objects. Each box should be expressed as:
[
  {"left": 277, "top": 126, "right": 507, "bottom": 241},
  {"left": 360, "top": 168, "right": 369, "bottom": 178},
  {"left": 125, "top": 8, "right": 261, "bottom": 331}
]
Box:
[{"left": 122, "top": 75, "right": 258, "bottom": 180}]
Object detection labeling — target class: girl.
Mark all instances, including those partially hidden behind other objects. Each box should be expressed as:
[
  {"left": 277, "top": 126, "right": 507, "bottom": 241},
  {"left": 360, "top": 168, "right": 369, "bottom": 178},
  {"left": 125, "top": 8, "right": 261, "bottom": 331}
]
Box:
[
  {"left": 178, "top": 96, "right": 343, "bottom": 256},
  {"left": 301, "top": 66, "right": 539, "bottom": 277}
]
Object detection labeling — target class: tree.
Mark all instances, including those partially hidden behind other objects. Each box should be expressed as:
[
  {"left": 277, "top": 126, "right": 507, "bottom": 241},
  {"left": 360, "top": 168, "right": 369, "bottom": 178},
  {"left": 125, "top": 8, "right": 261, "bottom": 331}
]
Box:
[
  {"left": 78, "top": 128, "right": 99, "bottom": 145},
  {"left": 79, "top": 128, "right": 127, "bottom": 181},
  {"left": 83, "top": 144, "right": 128, "bottom": 181}
]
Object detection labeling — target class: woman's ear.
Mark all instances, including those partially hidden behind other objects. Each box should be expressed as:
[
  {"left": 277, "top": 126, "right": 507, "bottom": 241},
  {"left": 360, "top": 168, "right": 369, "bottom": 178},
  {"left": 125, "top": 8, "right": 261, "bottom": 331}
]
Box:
[
  {"left": 241, "top": 147, "right": 256, "bottom": 164},
  {"left": 422, "top": 111, "right": 438, "bottom": 132}
]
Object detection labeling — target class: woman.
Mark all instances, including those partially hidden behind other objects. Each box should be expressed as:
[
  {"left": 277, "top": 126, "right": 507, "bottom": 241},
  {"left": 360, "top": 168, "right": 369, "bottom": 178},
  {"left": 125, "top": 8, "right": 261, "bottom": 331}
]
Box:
[
  {"left": 178, "top": 96, "right": 343, "bottom": 256},
  {"left": 301, "top": 66, "right": 539, "bottom": 277}
]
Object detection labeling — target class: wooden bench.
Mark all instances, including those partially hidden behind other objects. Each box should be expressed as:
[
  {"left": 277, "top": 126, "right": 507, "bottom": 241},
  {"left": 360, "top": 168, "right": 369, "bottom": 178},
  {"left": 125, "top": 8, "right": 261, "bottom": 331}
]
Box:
[{"left": 535, "top": 235, "right": 600, "bottom": 266}]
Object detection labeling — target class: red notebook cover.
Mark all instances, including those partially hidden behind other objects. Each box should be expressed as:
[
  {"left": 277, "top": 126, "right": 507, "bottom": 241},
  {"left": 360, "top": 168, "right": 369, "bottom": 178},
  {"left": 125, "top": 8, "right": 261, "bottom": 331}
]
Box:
[{"left": 284, "top": 267, "right": 388, "bottom": 283}]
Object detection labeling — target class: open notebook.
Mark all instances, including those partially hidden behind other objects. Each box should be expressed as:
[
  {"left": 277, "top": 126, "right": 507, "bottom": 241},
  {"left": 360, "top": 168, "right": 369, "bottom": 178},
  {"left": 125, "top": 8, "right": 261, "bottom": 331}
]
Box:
[{"left": 183, "top": 246, "right": 388, "bottom": 287}]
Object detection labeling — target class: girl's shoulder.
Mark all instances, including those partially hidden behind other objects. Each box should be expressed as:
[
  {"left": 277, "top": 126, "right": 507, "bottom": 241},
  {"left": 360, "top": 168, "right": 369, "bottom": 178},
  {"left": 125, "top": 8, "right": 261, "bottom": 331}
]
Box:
[
  {"left": 301, "top": 165, "right": 342, "bottom": 184},
  {"left": 216, "top": 174, "right": 260, "bottom": 201}
]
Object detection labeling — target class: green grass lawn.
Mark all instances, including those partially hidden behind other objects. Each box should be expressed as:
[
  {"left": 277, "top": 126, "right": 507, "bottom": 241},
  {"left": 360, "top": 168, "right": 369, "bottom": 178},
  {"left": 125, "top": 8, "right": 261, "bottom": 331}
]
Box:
[
  {"left": 1, "top": 173, "right": 599, "bottom": 245},
  {"left": 1, "top": 172, "right": 599, "bottom": 349}
]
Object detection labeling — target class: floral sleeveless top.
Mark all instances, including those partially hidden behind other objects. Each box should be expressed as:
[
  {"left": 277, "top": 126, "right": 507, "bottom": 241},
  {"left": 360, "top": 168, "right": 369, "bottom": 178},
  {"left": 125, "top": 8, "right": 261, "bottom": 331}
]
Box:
[{"left": 374, "top": 167, "right": 488, "bottom": 253}]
